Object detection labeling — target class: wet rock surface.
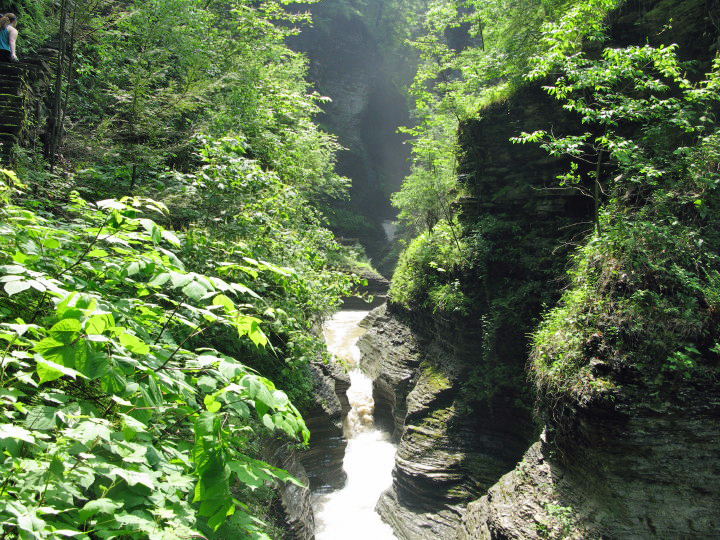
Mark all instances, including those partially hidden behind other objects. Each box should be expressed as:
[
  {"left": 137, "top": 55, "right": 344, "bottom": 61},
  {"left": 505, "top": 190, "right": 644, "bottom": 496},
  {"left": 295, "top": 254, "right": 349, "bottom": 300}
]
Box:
[
  {"left": 359, "top": 304, "right": 534, "bottom": 539},
  {"left": 264, "top": 438, "right": 315, "bottom": 540},
  {"left": 297, "top": 363, "right": 348, "bottom": 491},
  {"left": 358, "top": 304, "right": 420, "bottom": 438}
]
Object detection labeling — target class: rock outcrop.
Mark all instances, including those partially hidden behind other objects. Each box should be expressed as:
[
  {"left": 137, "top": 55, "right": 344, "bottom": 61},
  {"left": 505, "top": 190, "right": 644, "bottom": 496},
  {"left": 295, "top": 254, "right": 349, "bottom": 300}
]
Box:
[
  {"left": 353, "top": 74, "right": 595, "bottom": 539},
  {"left": 456, "top": 1, "right": 720, "bottom": 538},
  {"left": 264, "top": 438, "right": 315, "bottom": 540},
  {"left": 355, "top": 3, "right": 720, "bottom": 538},
  {"left": 460, "top": 377, "right": 720, "bottom": 539},
  {"left": 342, "top": 267, "right": 389, "bottom": 310},
  {"left": 297, "top": 362, "right": 350, "bottom": 491},
  {"left": 359, "top": 304, "right": 536, "bottom": 539},
  {"left": 264, "top": 360, "right": 353, "bottom": 539}
]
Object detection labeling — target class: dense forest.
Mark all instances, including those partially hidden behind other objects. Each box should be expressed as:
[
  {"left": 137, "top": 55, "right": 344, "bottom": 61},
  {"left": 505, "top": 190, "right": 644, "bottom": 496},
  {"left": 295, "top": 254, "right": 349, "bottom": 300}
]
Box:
[
  {"left": 1, "top": 0, "right": 361, "bottom": 537},
  {"left": 1, "top": 0, "right": 719, "bottom": 538}
]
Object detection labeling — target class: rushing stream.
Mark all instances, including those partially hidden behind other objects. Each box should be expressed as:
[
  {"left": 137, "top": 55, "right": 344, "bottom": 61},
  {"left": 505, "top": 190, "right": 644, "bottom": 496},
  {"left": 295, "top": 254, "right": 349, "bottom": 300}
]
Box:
[{"left": 314, "top": 310, "right": 398, "bottom": 539}]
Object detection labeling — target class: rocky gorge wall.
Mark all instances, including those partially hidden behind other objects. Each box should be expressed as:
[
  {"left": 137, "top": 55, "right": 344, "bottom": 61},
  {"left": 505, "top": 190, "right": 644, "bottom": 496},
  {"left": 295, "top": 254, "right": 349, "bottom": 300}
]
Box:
[
  {"left": 458, "top": 380, "right": 720, "bottom": 539},
  {"left": 351, "top": 73, "right": 597, "bottom": 536},
  {"left": 353, "top": 1, "right": 720, "bottom": 539},
  {"left": 264, "top": 360, "right": 352, "bottom": 539},
  {"left": 286, "top": 0, "right": 413, "bottom": 260},
  {"left": 359, "top": 304, "right": 538, "bottom": 539}
]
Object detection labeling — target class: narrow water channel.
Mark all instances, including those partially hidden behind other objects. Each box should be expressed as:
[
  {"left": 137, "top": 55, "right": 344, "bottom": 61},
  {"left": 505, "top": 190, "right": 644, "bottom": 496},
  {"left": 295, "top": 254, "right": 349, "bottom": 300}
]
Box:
[{"left": 314, "top": 310, "right": 398, "bottom": 539}]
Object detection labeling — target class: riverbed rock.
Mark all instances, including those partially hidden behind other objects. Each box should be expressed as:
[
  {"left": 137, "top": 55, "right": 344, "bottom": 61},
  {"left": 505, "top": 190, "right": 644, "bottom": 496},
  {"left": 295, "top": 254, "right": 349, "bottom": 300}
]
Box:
[
  {"left": 297, "top": 363, "right": 348, "bottom": 490},
  {"left": 342, "top": 267, "right": 389, "bottom": 310},
  {"left": 358, "top": 304, "right": 420, "bottom": 437},
  {"left": 359, "top": 304, "right": 535, "bottom": 539},
  {"left": 264, "top": 437, "right": 315, "bottom": 540}
]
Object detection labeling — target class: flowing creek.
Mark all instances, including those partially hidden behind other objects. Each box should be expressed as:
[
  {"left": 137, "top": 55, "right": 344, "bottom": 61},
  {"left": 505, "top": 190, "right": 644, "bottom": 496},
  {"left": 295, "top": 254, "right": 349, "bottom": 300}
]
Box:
[{"left": 313, "top": 310, "right": 398, "bottom": 539}]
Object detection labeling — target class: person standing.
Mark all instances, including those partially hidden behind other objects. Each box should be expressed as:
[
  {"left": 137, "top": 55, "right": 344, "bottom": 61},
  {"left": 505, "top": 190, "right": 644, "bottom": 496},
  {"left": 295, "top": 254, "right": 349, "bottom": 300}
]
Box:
[{"left": 0, "top": 13, "right": 18, "bottom": 62}]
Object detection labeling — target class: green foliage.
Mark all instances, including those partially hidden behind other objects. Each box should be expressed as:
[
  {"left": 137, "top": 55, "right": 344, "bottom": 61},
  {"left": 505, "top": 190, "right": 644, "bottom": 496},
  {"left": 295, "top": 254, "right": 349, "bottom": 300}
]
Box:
[
  {"left": 526, "top": 23, "right": 720, "bottom": 406},
  {"left": 391, "top": 0, "right": 587, "bottom": 265},
  {"left": 68, "top": 0, "right": 347, "bottom": 201},
  {"left": 0, "top": 174, "right": 319, "bottom": 537},
  {"left": 536, "top": 502, "right": 577, "bottom": 539},
  {"left": 5, "top": 0, "right": 366, "bottom": 536},
  {"left": 156, "top": 138, "right": 355, "bottom": 405},
  {"left": 393, "top": 114, "right": 459, "bottom": 233},
  {"left": 11, "top": 0, "right": 56, "bottom": 55},
  {"left": 390, "top": 219, "right": 469, "bottom": 314}
]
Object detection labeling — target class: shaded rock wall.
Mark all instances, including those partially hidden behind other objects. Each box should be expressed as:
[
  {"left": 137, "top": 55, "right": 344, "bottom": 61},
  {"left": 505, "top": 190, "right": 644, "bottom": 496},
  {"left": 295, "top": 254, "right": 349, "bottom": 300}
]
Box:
[
  {"left": 297, "top": 362, "right": 349, "bottom": 491},
  {"left": 264, "top": 360, "right": 354, "bottom": 539},
  {"left": 458, "top": 0, "right": 720, "bottom": 538},
  {"left": 0, "top": 56, "right": 53, "bottom": 163},
  {"left": 358, "top": 304, "right": 537, "bottom": 539},
  {"left": 356, "top": 2, "right": 720, "bottom": 538},
  {"left": 288, "top": 4, "right": 411, "bottom": 219},
  {"left": 341, "top": 267, "right": 389, "bottom": 310},
  {"left": 354, "top": 78, "right": 596, "bottom": 539},
  {"left": 459, "top": 380, "right": 720, "bottom": 539},
  {"left": 286, "top": 0, "right": 412, "bottom": 258},
  {"left": 264, "top": 438, "right": 315, "bottom": 540}
]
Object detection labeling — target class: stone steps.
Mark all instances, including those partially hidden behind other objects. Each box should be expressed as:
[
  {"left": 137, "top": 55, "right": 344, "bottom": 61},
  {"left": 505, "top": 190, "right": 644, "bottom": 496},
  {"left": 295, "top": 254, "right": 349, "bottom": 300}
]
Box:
[{"left": 0, "top": 64, "right": 26, "bottom": 161}]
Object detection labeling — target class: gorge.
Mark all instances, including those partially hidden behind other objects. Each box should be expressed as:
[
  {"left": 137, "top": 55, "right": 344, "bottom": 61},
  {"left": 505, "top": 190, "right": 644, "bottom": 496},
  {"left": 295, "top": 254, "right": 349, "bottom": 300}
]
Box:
[
  {"left": 0, "top": 0, "right": 719, "bottom": 538},
  {"left": 284, "top": 0, "right": 720, "bottom": 538}
]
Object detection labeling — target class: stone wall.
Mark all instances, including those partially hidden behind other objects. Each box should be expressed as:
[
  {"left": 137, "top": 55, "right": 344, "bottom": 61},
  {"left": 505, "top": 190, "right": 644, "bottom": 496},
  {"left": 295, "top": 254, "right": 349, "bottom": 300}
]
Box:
[{"left": 359, "top": 303, "right": 540, "bottom": 539}]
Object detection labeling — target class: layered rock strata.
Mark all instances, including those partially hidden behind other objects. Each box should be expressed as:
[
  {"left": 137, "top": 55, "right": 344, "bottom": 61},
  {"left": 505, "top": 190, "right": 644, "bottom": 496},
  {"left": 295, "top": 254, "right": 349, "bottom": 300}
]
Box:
[
  {"left": 359, "top": 304, "right": 535, "bottom": 539},
  {"left": 456, "top": 2, "right": 720, "bottom": 538},
  {"left": 341, "top": 267, "right": 389, "bottom": 310},
  {"left": 265, "top": 361, "right": 353, "bottom": 539},
  {"left": 296, "top": 362, "right": 349, "bottom": 491},
  {"left": 459, "top": 378, "right": 720, "bottom": 539},
  {"left": 264, "top": 438, "right": 315, "bottom": 540}
]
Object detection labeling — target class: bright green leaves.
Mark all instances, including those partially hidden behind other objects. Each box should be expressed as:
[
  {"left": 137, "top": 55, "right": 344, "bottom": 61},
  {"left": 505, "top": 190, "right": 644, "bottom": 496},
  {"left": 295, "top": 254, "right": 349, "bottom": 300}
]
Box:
[
  {"left": 118, "top": 332, "right": 150, "bottom": 355},
  {"left": 525, "top": 10, "right": 720, "bottom": 403},
  {"left": 35, "top": 356, "right": 86, "bottom": 384},
  {"left": 204, "top": 394, "right": 222, "bottom": 413},
  {"left": 34, "top": 318, "right": 95, "bottom": 383},
  {"left": 0, "top": 182, "right": 314, "bottom": 538}
]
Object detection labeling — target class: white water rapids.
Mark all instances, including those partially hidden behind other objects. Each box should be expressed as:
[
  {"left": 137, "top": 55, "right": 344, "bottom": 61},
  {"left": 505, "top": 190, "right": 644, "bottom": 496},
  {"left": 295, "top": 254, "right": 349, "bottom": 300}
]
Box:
[{"left": 314, "top": 310, "right": 398, "bottom": 540}]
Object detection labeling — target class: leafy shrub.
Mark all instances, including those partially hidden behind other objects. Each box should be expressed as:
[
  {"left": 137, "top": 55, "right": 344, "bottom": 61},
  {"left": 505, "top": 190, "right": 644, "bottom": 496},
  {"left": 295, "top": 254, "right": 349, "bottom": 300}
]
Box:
[
  {"left": 527, "top": 34, "right": 720, "bottom": 411},
  {"left": 390, "top": 219, "right": 469, "bottom": 313},
  {"left": 0, "top": 169, "right": 320, "bottom": 538}
]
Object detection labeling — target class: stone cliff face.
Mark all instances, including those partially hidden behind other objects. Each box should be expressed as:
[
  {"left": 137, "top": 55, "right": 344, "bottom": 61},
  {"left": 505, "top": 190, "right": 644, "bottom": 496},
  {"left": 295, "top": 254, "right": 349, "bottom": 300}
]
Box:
[
  {"left": 458, "top": 1, "right": 720, "bottom": 538},
  {"left": 358, "top": 304, "right": 538, "bottom": 539},
  {"left": 353, "top": 78, "right": 594, "bottom": 537},
  {"left": 357, "top": 2, "right": 720, "bottom": 538},
  {"left": 298, "top": 362, "right": 350, "bottom": 491},
  {"left": 264, "top": 437, "right": 315, "bottom": 540},
  {"left": 286, "top": 0, "right": 412, "bottom": 256},
  {"left": 265, "top": 361, "right": 351, "bottom": 540},
  {"left": 459, "top": 379, "right": 720, "bottom": 539}
]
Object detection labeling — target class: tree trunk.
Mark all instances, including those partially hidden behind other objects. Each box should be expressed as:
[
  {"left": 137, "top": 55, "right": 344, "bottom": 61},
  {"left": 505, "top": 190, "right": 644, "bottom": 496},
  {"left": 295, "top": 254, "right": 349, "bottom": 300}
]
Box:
[{"left": 49, "top": 0, "right": 68, "bottom": 170}]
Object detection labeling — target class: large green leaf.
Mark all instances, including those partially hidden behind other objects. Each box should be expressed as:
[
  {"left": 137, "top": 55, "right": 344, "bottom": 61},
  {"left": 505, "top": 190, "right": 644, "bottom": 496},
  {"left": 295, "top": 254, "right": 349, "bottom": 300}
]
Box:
[
  {"left": 35, "top": 355, "right": 86, "bottom": 384},
  {"left": 4, "top": 279, "right": 31, "bottom": 295},
  {"left": 119, "top": 332, "right": 150, "bottom": 355},
  {"left": 48, "top": 319, "right": 82, "bottom": 345}
]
